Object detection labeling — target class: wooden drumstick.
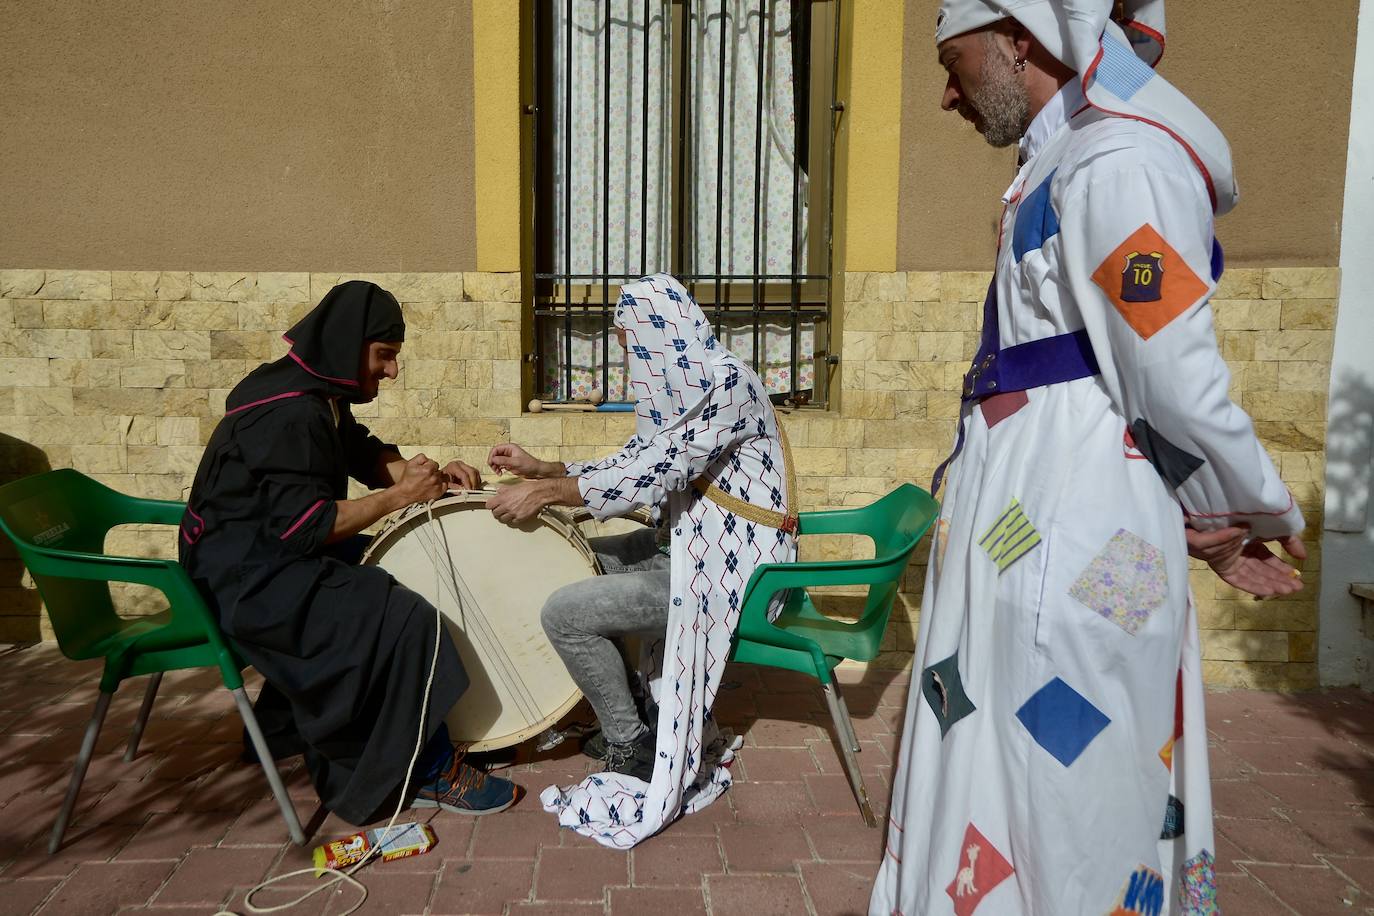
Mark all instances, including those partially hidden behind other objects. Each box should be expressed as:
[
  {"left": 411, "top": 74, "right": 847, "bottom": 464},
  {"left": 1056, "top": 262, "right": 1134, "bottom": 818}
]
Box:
[
  {"left": 527, "top": 389, "right": 606, "bottom": 413},
  {"left": 528, "top": 399, "right": 599, "bottom": 413}
]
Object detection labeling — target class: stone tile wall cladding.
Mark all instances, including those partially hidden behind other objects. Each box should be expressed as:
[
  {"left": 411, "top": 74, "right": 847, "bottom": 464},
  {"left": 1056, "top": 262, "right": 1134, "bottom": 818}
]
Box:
[{"left": 0, "top": 267, "right": 1338, "bottom": 689}]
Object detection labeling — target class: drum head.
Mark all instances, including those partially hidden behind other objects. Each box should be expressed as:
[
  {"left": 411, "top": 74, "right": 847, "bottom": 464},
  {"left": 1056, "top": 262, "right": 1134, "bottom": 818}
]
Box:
[{"left": 363, "top": 496, "right": 596, "bottom": 751}]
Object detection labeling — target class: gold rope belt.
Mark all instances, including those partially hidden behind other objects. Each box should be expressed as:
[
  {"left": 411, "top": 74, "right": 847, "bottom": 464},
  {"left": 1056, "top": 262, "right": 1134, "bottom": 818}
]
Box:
[{"left": 691, "top": 423, "right": 799, "bottom": 534}]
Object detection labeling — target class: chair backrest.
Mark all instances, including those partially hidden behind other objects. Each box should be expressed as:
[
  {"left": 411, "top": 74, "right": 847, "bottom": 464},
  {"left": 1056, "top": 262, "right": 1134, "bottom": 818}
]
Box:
[
  {"left": 862, "top": 483, "right": 941, "bottom": 559},
  {"left": 0, "top": 469, "right": 138, "bottom": 652},
  {"left": 844, "top": 483, "right": 939, "bottom": 625}
]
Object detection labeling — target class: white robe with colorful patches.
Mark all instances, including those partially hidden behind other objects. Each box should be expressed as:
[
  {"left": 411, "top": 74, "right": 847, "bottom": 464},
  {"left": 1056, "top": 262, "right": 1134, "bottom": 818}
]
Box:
[
  {"left": 541, "top": 274, "right": 796, "bottom": 848},
  {"left": 869, "top": 87, "right": 1303, "bottom": 915}
]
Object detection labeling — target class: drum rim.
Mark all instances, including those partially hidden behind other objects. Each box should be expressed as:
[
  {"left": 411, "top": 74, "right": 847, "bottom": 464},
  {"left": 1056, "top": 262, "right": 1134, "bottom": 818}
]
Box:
[
  {"left": 360, "top": 493, "right": 596, "bottom": 751},
  {"left": 362, "top": 492, "right": 598, "bottom": 569}
]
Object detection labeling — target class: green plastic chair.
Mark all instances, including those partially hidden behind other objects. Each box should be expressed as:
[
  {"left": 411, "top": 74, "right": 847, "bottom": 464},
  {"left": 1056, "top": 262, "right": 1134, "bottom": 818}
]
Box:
[
  {"left": 0, "top": 469, "right": 305, "bottom": 853},
  {"left": 729, "top": 483, "right": 939, "bottom": 827}
]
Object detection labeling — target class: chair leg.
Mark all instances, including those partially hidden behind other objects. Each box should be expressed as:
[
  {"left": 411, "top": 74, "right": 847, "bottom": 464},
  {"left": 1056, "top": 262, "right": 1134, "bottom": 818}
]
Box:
[
  {"left": 50, "top": 690, "right": 113, "bottom": 854},
  {"left": 829, "top": 677, "right": 862, "bottom": 753},
  {"left": 821, "top": 682, "right": 876, "bottom": 828},
  {"left": 123, "top": 672, "right": 163, "bottom": 762},
  {"left": 230, "top": 686, "right": 306, "bottom": 846}
]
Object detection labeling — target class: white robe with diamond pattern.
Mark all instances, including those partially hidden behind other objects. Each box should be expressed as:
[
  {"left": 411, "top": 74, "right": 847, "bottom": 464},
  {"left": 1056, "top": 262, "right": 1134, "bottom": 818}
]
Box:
[{"left": 540, "top": 274, "right": 796, "bottom": 848}]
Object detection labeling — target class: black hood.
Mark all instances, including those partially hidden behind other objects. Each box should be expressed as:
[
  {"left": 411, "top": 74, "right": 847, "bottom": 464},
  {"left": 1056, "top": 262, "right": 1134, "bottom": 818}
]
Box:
[{"left": 226, "top": 280, "right": 405, "bottom": 412}]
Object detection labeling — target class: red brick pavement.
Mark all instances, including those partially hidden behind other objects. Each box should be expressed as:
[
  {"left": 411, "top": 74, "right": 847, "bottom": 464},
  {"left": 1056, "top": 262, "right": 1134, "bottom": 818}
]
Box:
[{"left": 0, "top": 644, "right": 1371, "bottom": 914}]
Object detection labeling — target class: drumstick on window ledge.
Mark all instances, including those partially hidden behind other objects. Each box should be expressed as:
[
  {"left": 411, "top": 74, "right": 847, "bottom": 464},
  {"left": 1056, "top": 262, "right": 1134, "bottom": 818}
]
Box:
[
  {"left": 528, "top": 400, "right": 635, "bottom": 413},
  {"left": 528, "top": 390, "right": 634, "bottom": 413}
]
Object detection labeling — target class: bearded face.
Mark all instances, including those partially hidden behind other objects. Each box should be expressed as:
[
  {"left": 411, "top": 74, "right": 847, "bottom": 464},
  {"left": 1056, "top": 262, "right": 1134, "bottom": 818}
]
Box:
[
  {"left": 938, "top": 29, "right": 1032, "bottom": 149},
  {"left": 964, "top": 34, "right": 1031, "bottom": 148}
]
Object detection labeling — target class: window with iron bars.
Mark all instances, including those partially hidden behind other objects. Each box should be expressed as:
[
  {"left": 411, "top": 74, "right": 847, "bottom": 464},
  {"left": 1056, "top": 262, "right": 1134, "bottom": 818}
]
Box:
[{"left": 523, "top": 0, "right": 842, "bottom": 407}]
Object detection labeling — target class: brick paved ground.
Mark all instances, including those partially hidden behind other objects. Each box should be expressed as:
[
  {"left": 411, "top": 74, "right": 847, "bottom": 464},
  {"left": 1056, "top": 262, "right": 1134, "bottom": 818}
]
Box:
[{"left": 0, "top": 642, "right": 1371, "bottom": 915}]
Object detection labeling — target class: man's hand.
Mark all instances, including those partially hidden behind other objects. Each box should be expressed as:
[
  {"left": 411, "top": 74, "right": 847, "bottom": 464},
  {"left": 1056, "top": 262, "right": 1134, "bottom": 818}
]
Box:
[
  {"left": 394, "top": 454, "right": 447, "bottom": 505},
  {"left": 441, "top": 459, "right": 483, "bottom": 491},
  {"left": 486, "top": 477, "right": 583, "bottom": 526},
  {"left": 1186, "top": 526, "right": 1306, "bottom": 598},
  {"left": 486, "top": 479, "right": 551, "bottom": 526},
  {"left": 488, "top": 443, "right": 563, "bottom": 479}
]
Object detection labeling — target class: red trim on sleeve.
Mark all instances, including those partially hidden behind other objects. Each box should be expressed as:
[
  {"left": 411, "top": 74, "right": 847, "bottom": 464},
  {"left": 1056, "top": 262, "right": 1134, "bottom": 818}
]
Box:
[
  {"left": 181, "top": 506, "right": 207, "bottom": 545},
  {"left": 1182, "top": 491, "right": 1296, "bottom": 521},
  {"left": 280, "top": 499, "right": 327, "bottom": 540}
]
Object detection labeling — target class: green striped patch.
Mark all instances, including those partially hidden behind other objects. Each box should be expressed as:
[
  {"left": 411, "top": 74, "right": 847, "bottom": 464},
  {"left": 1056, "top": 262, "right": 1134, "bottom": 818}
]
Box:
[{"left": 978, "top": 498, "right": 1042, "bottom": 572}]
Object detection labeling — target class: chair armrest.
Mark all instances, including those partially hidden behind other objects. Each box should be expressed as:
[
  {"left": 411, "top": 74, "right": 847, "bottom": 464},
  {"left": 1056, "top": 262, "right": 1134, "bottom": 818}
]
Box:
[
  {"left": 736, "top": 551, "right": 915, "bottom": 644},
  {"left": 742, "top": 558, "right": 893, "bottom": 600},
  {"left": 115, "top": 497, "right": 187, "bottom": 527},
  {"left": 23, "top": 545, "right": 224, "bottom": 648},
  {"left": 24, "top": 544, "right": 191, "bottom": 590},
  {"left": 795, "top": 508, "right": 878, "bottom": 537}
]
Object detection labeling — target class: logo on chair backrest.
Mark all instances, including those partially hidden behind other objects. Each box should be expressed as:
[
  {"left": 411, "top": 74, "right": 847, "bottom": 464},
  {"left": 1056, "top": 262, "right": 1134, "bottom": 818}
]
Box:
[{"left": 30, "top": 509, "right": 71, "bottom": 546}]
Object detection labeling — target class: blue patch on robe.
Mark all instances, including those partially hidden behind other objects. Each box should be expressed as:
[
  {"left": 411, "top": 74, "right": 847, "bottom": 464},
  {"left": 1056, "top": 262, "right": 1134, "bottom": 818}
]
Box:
[
  {"left": 1015, "top": 677, "right": 1110, "bottom": 766},
  {"left": 1210, "top": 237, "right": 1225, "bottom": 283},
  {"left": 1012, "top": 169, "right": 1060, "bottom": 264},
  {"left": 1095, "top": 36, "right": 1153, "bottom": 100}
]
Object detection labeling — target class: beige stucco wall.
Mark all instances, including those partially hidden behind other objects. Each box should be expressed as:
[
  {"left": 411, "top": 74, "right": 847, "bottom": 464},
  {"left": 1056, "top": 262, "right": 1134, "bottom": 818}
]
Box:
[
  {"left": 0, "top": 1, "right": 477, "bottom": 272},
  {"left": 896, "top": 0, "right": 1360, "bottom": 270}
]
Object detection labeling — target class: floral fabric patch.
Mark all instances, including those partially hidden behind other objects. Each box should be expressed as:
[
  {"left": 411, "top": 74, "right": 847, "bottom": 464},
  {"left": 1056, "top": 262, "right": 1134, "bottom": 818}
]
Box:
[
  {"left": 1069, "top": 529, "right": 1168, "bottom": 635},
  {"left": 1178, "top": 850, "right": 1219, "bottom": 914}
]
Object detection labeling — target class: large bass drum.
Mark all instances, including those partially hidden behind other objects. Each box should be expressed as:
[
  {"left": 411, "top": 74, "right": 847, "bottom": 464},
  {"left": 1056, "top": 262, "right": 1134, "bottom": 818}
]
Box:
[{"left": 361, "top": 492, "right": 599, "bottom": 751}]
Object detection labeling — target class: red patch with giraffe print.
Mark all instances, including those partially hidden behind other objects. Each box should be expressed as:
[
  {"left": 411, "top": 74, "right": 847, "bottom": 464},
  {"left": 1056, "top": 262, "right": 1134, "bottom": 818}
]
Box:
[{"left": 945, "top": 823, "right": 1015, "bottom": 916}]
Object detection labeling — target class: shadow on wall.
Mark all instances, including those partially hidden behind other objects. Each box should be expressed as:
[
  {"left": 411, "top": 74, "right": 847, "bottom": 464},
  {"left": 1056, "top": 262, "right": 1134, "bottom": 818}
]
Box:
[
  {"left": 0, "top": 434, "right": 52, "bottom": 642},
  {"left": 1323, "top": 369, "right": 1374, "bottom": 530},
  {"left": 1251, "top": 370, "right": 1374, "bottom": 854}
]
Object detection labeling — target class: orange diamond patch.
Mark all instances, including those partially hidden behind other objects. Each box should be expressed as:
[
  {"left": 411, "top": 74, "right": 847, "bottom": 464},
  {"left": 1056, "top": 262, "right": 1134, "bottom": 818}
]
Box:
[{"left": 1091, "top": 223, "right": 1208, "bottom": 340}]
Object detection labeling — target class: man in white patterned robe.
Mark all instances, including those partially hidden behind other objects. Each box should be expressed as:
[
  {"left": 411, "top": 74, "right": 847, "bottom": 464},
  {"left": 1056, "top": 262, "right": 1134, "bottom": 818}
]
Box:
[{"left": 486, "top": 273, "right": 797, "bottom": 847}]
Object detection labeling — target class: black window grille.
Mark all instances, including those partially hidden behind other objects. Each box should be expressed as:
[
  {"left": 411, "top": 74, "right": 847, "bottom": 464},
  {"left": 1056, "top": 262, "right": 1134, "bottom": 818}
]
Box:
[{"left": 525, "top": 0, "right": 842, "bottom": 407}]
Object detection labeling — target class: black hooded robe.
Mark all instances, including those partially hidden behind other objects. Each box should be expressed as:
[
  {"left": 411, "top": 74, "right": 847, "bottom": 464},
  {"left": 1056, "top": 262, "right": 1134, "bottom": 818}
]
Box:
[{"left": 179, "top": 281, "right": 466, "bottom": 824}]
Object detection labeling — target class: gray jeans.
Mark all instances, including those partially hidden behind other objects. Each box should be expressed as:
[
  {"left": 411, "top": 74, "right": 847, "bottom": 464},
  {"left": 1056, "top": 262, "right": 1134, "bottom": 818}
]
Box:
[{"left": 541, "top": 528, "right": 670, "bottom": 744}]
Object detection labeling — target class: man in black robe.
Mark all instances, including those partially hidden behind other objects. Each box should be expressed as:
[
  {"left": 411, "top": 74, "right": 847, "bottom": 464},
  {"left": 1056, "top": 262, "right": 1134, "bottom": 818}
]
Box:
[{"left": 180, "top": 280, "right": 517, "bottom": 825}]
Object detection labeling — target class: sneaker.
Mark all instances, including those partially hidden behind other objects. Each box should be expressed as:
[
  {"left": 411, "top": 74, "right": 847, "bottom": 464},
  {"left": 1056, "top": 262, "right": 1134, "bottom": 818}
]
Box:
[
  {"left": 413, "top": 752, "right": 520, "bottom": 816},
  {"left": 583, "top": 726, "right": 657, "bottom": 762},
  {"left": 582, "top": 728, "right": 609, "bottom": 761},
  {"left": 601, "top": 730, "right": 657, "bottom": 782}
]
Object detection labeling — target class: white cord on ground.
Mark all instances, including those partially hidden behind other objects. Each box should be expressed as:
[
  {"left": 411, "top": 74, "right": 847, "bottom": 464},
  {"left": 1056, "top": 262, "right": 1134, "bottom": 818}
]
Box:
[{"left": 213, "top": 497, "right": 447, "bottom": 916}]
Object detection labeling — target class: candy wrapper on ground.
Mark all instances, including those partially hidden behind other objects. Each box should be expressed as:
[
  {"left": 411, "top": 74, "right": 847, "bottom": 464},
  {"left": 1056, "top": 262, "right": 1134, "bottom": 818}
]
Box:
[{"left": 312, "top": 822, "right": 436, "bottom": 876}]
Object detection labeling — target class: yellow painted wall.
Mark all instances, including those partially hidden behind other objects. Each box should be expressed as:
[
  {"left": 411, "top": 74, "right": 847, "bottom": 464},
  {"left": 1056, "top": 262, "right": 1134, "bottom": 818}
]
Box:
[
  {"left": 472, "top": 2, "right": 524, "bottom": 272},
  {"left": 840, "top": 0, "right": 906, "bottom": 273}
]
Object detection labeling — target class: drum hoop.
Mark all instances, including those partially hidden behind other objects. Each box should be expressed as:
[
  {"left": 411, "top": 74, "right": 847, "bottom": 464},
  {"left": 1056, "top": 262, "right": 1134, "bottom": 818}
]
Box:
[
  {"left": 362, "top": 492, "right": 601, "bottom": 572},
  {"left": 566, "top": 505, "right": 655, "bottom": 528}
]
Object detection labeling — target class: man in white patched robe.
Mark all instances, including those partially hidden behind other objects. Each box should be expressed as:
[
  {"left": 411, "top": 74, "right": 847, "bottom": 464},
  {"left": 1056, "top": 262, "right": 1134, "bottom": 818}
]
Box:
[{"left": 871, "top": 2, "right": 1307, "bottom": 914}]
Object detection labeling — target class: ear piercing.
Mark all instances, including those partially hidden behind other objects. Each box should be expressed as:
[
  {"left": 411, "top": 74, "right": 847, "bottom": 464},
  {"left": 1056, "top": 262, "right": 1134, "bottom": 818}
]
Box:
[{"left": 1014, "top": 57, "right": 1027, "bottom": 72}]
